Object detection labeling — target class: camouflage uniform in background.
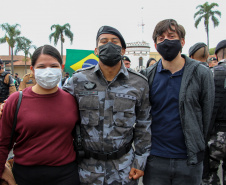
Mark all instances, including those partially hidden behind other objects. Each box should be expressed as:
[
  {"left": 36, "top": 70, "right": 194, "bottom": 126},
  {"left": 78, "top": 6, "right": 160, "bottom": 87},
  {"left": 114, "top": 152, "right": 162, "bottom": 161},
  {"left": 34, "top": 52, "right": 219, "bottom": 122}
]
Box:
[
  {"left": 19, "top": 72, "right": 36, "bottom": 91},
  {"left": 202, "top": 59, "right": 226, "bottom": 185},
  {"left": 0, "top": 72, "right": 16, "bottom": 104},
  {"left": 203, "top": 132, "right": 226, "bottom": 185},
  {"left": 63, "top": 63, "right": 152, "bottom": 185}
]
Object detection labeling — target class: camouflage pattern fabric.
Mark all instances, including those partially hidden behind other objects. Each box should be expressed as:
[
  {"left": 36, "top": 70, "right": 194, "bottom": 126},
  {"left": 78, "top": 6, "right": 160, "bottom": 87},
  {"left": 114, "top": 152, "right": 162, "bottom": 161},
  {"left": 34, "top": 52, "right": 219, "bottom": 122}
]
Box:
[
  {"left": 63, "top": 63, "right": 151, "bottom": 184},
  {"left": 202, "top": 132, "right": 226, "bottom": 185}
]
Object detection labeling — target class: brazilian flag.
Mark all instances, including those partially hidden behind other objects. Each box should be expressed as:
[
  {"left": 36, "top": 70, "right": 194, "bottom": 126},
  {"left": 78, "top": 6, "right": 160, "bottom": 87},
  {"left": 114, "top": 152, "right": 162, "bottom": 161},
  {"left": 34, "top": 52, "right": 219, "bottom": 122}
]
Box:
[{"left": 65, "top": 49, "right": 99, "bottom": 75}]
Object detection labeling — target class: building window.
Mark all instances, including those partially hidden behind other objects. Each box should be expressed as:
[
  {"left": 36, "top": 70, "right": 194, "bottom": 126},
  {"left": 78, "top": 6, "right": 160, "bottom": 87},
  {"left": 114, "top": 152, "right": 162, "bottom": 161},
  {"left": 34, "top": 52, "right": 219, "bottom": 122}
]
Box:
[{"left": 139, "top": 57, "right": 143, "bottom": 67}]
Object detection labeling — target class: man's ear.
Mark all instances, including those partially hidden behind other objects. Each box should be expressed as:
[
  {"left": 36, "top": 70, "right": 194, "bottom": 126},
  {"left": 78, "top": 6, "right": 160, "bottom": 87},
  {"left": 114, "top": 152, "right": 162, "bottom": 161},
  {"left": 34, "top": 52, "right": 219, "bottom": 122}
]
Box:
[
  {"left": 94, "top": 47, "right": 98, "bottom": 56},
  {"left": 181, "top": 38, "right": 185, "bottom": 47},
  {"left": 121, "top": 48, "right": 126, "bottom": 56}
]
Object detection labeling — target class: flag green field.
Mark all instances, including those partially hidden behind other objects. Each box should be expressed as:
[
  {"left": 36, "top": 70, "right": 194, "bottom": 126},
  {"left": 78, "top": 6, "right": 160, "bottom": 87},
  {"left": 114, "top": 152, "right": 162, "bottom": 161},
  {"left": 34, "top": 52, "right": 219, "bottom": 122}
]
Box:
[{"left": 65, "top": 49, "right": 99, "bottom": 75}]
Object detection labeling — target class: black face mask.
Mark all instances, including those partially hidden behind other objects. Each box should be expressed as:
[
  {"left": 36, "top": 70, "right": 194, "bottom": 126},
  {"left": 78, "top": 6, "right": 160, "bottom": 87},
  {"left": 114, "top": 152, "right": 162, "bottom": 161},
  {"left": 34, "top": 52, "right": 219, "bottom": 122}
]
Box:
[
  {"left": 157, "top": 39, "right": 182, "bottom": 61},
  {"left": 98, "top": 42, "right": 122, "bottom": 67}
]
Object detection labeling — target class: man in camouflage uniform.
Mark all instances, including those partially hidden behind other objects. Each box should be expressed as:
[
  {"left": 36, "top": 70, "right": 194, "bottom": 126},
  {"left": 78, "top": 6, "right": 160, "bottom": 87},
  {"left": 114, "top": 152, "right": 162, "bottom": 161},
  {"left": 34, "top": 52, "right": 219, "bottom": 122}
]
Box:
[
  {"left": 18, "top": 71, "right": 36, "bottom": 91},
  {"left": 203, "top": 40, "right": 226, "bottom": 185},
  {"left": 0, "top": 59, "right": 16, "bottom": 104},
  {"left": 63, "top": 26, "right": 151, "bottom": 185}
]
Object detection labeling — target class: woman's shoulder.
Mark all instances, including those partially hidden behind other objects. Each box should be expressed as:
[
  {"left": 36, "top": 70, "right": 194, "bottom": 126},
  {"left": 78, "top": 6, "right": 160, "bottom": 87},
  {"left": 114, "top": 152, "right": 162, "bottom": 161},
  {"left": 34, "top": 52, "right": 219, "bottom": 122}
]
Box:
[
  {"left": 4, "top": 91, "right": 20, "bottom": 111},
  {"left": 59, "top": 88, "right": 75, "bottom": 99},
  {"left": 58, "top": 88, "right": 78, "bottom": 109},
  {"left": 7, "top": 91, "right": 20, "bottom": 102}
]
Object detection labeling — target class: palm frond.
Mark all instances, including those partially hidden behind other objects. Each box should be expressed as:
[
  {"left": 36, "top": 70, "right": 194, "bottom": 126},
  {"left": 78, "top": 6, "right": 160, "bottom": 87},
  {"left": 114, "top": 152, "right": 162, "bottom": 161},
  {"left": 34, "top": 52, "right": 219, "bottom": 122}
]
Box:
[
  {"left": 212, "top": 10, "right": 221, "bottom": 17},
  {"left": 50, "top": 24, "right": 57, "bottom": 30},
  {"left": 0, "top": 36, "right": 7, "bottom": 44},
  {"left": 194, "top": 10, "right": 204, "bottom": 18},
  {"left": 211, "top": 16, "right": 220, "bottom": 27},
  {"left": 209, "top": 2, "right": 219, "bottom": 9},
  {"left": 49, "top": 33, "right": 55, "bottom": 42},
  {"left": 63, "top": 23, "right": 71, "bottom": 30},
  {"left": 196, "top": 5, "right": 203, "bottom": 9},
  {"left": 194, "top": 16, "right": 203, "bottom": 28},
  {"left": 64, "top": 29, "right": 74, "bottom": 44}
]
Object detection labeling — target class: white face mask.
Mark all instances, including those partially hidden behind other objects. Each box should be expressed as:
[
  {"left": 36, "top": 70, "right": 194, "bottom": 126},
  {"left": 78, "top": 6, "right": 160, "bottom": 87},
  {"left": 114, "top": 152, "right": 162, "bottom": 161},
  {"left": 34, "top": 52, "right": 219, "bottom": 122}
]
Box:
[{"left": 34, "top": 67, "right": 62, "bottom": 89}]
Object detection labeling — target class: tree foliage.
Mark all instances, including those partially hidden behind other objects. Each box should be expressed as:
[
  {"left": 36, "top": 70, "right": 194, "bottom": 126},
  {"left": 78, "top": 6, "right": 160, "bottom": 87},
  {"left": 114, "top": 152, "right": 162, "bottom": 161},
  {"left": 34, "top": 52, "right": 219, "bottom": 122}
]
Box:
[
  {"left": 14, "top": 37, "right": 36, "bottom": 74},
  {"left": 49, "top": 23, "right": 73, "bottom": 58},
  {"left": 194, "top": 2, "right": 221, "bottom": 49},
  {"left": 0, "top": 23, "right": 23, "bottom": 74},
  {"left": 209, "top": 47, "right": 216, "bottom": 55}
]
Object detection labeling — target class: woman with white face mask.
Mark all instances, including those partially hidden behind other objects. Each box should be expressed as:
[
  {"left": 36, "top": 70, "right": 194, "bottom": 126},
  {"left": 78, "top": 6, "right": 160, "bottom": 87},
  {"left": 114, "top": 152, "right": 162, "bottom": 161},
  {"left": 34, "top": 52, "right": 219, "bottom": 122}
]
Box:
[{"left": 0, "top": 45, "right": 80, "bottom": 185}]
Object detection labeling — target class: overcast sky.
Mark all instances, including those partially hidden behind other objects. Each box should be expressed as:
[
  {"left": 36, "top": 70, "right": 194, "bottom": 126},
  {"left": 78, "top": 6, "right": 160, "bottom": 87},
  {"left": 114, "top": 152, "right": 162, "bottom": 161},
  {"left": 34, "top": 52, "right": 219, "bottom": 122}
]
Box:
[{"left": 0, "top": 0, "right": 225, "bottom": 56}]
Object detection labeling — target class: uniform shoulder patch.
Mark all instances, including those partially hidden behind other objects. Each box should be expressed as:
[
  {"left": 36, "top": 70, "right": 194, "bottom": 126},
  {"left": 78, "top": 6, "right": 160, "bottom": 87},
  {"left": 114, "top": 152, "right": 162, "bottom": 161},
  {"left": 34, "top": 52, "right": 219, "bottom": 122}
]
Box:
[
  {"left": 127, "top": 68, "right": 147, "bottom": 81},
  {"left": 76, "top": 65, "right": 95, "bottom": 73}
]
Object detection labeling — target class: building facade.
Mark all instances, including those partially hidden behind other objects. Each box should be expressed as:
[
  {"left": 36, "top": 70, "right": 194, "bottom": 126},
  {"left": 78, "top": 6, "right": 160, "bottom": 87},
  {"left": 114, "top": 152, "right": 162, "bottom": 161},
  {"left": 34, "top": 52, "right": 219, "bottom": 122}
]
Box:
[{"left": 125, "top": 41, "right": 150, "bottom": 71}]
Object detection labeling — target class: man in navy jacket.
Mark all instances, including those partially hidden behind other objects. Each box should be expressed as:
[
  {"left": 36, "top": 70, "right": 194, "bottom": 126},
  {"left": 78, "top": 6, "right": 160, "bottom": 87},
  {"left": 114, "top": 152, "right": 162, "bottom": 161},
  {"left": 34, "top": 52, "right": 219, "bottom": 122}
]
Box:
[{"left": 141, "top": 19, "right": 215, "bottom": 185}]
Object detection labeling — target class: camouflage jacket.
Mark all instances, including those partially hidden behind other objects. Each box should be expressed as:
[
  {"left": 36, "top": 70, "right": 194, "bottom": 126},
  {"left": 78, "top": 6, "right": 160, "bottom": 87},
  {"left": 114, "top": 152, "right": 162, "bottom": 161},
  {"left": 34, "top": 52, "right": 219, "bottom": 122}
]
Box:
[{"left": 63, "top": 63, "right": 151, "bottom": 172}]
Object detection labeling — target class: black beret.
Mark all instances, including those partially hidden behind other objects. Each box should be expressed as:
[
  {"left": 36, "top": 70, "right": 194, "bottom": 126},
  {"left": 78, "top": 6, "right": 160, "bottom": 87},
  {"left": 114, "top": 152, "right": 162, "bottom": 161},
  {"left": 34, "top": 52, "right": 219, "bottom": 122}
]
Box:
[
  {"left": 122, "top": 56, "right": 131, "bottom": 62},
  {"left": 215, "top": 40, "right": 226, "bottom": 54},
  {"left": 189, "top": 42, "right": 207, "bottom": 57},
  {"left": 96, "top": 26, "right": 126, "bottom": 49}
]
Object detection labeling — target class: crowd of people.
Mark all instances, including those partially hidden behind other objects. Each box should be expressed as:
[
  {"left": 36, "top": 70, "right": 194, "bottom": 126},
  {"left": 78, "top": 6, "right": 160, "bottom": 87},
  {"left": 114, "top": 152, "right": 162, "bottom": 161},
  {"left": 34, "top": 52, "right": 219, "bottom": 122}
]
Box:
[{"left": 0, "top": 18, "right": 225, "bottom": 185}]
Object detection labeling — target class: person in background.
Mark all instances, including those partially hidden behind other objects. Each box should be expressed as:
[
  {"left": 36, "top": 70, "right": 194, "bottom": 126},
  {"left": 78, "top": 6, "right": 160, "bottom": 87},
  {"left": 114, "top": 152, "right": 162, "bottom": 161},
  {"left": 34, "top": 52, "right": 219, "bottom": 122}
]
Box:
[
  {"left": 203, "top": 39, "right": 226, "bottom": 185},
  {"left": 207, "top": 57, "right": 218, "bottom": 68},
  {"left": 189, "top": 42, "right": 209, "bottom": 67},
  {"left": 18, "top": 70, "right": 36, "bottom": 91},
  {"left": 0, "top": 59, "right": 16, "bottom": 104},
  {"left": 122, "top": 56, "right": 131, "bottom": 68},
  {"left": 146, "top": 58, "right": 157, "bottom": 68},
  {"left": 61, "top": 72, "right": 70, "bottom": 86},
  {"left": 14, "top": 73, "right": 21, "bottom": 91},
  {"left": 0, "top": 45, "right": 80, "bottom": 185},
  {"left": 142, "top": 19, "right": 214, "bottom": 185}
]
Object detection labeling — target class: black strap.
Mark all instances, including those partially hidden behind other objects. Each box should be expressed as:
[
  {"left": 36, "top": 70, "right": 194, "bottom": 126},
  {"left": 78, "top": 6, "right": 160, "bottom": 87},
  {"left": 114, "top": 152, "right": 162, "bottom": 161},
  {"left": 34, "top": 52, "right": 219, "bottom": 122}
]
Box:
[
  {"left": 8, "top": 91, "right": 23, "bottom": 151},
  {"left": 84, "top": 139, "right": 133, "bottom": 161},
  {"left": 75, "top": 123, "right": 83, "bottom": 149}
]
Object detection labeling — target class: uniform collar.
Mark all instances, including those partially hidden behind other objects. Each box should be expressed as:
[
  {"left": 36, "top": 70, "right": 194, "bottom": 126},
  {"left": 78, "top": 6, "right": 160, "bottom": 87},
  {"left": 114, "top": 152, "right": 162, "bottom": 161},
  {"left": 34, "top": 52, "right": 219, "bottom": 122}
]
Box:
[
  {"left": 93, "top": 61, "right": 129, "bottom": 80},
  {"left": 218, "top": 59, "right": 226, "bottom": 65}
]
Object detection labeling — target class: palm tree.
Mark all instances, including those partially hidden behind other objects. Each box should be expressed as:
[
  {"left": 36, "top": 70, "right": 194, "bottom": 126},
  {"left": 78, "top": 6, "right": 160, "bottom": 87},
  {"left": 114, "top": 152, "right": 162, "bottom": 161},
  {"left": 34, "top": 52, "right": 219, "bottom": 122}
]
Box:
[
  {"left": 14, "top": 37, "right": 36, "bottom": 74},
  {"left": 0, "top": 23, "right": 22, "bottom": 75},
  {"left": 194, "top": 2, "right": 221, "bottom": 49},
  {"left": 49, "top": 23, "right": 73, "bottom": 59}
]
